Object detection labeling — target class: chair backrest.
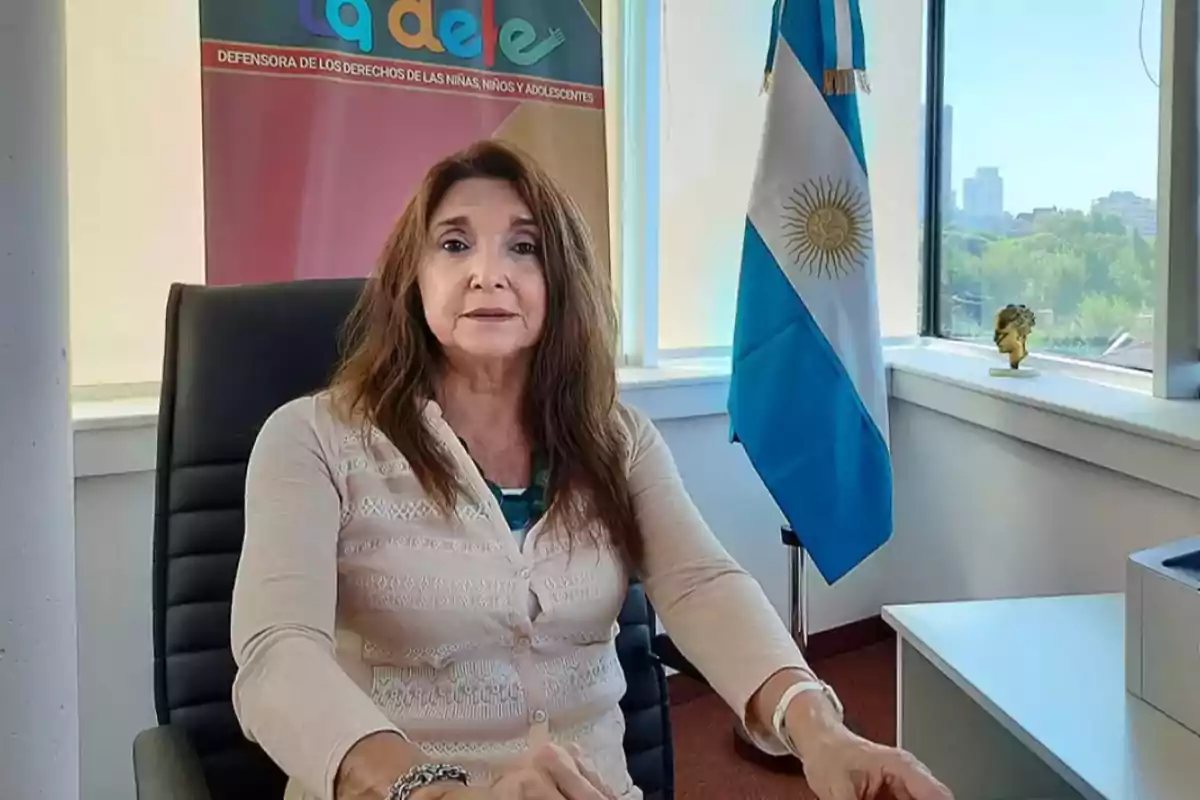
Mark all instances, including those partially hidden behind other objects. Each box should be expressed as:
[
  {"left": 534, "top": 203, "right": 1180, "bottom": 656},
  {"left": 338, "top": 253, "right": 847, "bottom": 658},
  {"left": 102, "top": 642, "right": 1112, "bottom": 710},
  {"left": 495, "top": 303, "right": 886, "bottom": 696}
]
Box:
[{"left": 152, "top": 280, "right": 674, "bottom": 800}]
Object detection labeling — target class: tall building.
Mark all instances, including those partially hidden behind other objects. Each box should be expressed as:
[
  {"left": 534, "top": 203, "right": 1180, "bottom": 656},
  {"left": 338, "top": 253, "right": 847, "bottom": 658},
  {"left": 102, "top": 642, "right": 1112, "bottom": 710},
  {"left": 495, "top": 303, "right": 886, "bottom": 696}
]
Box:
[
  {"left": 962, "top": 167, "right": 1004, "bottom": 220},
  {"left": 918, "top": 103, "right": 954, "bottom": 218},
  {"left": 1092, "top": 191, "right": 1157, "bottom": 237}
]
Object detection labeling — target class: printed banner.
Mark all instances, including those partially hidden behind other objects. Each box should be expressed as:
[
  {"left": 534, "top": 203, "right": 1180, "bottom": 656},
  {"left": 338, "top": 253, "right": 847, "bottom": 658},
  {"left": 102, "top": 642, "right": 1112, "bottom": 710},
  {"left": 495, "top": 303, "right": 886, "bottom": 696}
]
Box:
[{"left": 199, "top": 0, "right": 608, "bottom": 285}]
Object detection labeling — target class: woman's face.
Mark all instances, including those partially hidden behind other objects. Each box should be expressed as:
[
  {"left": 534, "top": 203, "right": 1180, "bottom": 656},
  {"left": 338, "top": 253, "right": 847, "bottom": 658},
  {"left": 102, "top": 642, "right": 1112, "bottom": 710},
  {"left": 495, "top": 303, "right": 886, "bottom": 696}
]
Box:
[{"left": 418, "top": 177, "right": 547, "bottom": 365}]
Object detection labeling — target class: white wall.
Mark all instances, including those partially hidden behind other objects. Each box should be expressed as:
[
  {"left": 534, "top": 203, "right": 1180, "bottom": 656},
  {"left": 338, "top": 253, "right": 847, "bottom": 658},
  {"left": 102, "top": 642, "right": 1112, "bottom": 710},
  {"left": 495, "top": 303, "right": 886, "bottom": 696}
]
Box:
[
  {"left": 886, "top": 400, "right": 1200, "bottom": 605},
  {"left": 656, "top": 416, "right": 888, "bottom": 634},
  {"left": 75, "top": 472, "right": 157, "bottom": 800},
  {"left": 664, "top": 396, "right": 1200, "bottom": 629}
]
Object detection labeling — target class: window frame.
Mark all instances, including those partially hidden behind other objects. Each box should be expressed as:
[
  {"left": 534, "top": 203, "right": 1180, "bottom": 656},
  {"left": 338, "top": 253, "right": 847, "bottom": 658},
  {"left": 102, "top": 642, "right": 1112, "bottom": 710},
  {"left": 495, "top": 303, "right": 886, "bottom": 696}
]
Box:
[
  {"left": 613, "top": 0, "right": 662, "bottom": 369},
  {"left": 919, "top": 0, "right": 1200, "bottom": 399},
  {"left": 918, "top": 0, "right": 946, "bottom": 341},
  {"left": 1152, "top": 0, "right": 1200, "bottom": 396}
]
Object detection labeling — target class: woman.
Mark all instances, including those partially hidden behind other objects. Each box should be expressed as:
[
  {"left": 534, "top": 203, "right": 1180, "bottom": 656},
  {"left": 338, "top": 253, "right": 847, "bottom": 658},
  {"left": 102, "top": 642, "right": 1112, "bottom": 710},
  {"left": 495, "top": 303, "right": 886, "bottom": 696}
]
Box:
[{"left": 231, "top": 140, "right": 950, "bottom": 800}]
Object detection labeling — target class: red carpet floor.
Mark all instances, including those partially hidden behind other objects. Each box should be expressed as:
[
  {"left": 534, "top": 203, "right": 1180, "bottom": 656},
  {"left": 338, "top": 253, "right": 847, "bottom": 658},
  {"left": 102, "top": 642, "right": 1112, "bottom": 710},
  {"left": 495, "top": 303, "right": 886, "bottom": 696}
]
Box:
[{"left": 668, "top": 639, "right": 896, "bottom": 799}]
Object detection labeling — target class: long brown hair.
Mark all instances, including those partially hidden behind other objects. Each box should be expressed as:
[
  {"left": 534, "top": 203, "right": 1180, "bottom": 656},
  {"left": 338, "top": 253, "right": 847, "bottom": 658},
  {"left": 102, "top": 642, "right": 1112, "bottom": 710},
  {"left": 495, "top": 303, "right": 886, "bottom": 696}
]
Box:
[{"left": 330, "top": 140, "right": 642, "bottom": 571}]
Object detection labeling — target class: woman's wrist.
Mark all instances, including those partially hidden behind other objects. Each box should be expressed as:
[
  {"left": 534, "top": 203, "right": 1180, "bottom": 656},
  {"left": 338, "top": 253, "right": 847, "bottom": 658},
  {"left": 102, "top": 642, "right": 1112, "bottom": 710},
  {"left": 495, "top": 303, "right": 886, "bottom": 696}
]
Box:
[
  {"left": 335, "top": 731, "right": 437, "bottom": 800},
  {"left": 380, "top": 764, "right": 472, "bottom": 800},
  {"left": 780, "top": 689, "right": 855, "bottom": 763}
]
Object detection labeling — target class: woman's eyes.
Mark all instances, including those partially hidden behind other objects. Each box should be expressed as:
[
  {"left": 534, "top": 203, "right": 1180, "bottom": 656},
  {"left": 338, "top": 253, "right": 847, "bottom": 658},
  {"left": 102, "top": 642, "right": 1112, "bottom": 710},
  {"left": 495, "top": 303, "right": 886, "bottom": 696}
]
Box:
[{"left": 438, "top": 238, "right": 538, "bottom": 256}]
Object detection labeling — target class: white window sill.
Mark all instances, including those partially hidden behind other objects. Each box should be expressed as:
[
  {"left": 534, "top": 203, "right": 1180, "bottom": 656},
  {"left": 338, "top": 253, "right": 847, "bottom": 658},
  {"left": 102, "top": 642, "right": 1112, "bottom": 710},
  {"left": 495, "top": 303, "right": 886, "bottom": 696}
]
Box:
[
  {"left": 71, "top": 342, "right": 1200, "bottom": 501},
  {"left": 886, "top": 343, "right": 1200, "bottom": 501},
  {"left": 73, "top": 397, "right": 160, "bottom": 479}
]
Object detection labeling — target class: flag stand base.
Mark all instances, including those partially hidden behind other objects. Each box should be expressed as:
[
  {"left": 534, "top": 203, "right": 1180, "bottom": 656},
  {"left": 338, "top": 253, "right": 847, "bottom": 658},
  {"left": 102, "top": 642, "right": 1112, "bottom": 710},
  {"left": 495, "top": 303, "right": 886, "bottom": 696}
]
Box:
[{"left": 730, "top": 525, "right": 808, "bottom": 767}]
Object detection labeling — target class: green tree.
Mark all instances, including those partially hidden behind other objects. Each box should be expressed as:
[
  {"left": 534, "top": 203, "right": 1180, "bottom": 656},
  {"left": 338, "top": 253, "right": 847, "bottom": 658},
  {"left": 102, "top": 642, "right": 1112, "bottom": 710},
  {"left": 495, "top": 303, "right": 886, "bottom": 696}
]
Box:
[
  {"left": 1074, "top": 293, "right": 1137, "bottom": 341},
  {"left": 939, "top": 206, "right": 1156, "bottom": 362}
]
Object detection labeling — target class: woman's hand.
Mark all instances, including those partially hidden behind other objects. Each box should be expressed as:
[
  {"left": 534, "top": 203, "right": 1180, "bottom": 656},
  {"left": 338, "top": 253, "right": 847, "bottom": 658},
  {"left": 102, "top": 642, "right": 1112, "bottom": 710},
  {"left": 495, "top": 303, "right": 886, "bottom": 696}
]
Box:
[
  {"left": 795, "top": 728, "right": 953, "bottom": 800},
  {"left": 418, "top": 743, "right": 618, "bottom": 800}
]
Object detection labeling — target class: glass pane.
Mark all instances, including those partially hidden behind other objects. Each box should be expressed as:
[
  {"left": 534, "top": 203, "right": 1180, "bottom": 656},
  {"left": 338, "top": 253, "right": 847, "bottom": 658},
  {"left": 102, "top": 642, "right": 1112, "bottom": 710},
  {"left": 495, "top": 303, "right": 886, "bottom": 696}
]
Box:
[
  {"left": 938, "top": 0, "right": 1161, "bottom": 370},
  {"left": 67, "top": 0, "right": 206, "bottom": 387},
  {"left": 657, "top": 0, "right": 773, "bottom": 352},
  {"left": 860, "top": 0, "right": 924, "bottom": 340},
  {"left": 657, "top": 0, "right": 926, "bottom": 352}
]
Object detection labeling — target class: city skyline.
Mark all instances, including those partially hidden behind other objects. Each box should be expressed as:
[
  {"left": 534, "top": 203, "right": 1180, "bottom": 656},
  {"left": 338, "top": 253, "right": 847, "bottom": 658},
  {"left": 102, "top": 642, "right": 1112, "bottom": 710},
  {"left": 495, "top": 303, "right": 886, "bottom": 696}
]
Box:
[
  {"left": 919, "top": 100, "right": 1158, "bottom": 225},
  {"left": 948, "top": 162, "right": 1154, "bottom": 224},
  {"left": 938, "top": 0, "right": 1161, "bottom": 214}
]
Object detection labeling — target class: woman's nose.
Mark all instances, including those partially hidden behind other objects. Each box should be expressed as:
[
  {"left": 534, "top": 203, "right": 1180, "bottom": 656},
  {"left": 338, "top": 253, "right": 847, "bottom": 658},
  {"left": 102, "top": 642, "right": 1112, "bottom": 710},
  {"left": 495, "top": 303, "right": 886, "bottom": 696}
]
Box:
[{"left": 468, "top": 250, "right": 509, "bottom": 289}]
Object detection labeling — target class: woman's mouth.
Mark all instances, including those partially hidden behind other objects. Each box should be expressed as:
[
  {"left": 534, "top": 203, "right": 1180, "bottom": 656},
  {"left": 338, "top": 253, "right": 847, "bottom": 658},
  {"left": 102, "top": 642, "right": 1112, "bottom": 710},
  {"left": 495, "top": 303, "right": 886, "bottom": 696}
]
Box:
[{"left": 462, "top": 308, "right": 517, "bottom": 321}]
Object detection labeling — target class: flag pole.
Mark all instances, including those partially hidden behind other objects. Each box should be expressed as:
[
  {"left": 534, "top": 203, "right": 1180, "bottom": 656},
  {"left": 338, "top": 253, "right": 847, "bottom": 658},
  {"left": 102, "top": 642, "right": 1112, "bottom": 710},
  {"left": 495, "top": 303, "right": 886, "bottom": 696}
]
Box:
[{"left": 782, "top": 525, "right": 809, "bottom": 653}]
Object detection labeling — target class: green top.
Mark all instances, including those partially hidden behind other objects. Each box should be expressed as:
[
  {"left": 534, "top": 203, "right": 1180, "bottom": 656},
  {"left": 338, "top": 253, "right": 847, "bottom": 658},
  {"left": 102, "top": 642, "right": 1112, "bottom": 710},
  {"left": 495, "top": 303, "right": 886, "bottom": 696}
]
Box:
[{"left": 464, "top": 441, "right": 551, "bottom": 533}]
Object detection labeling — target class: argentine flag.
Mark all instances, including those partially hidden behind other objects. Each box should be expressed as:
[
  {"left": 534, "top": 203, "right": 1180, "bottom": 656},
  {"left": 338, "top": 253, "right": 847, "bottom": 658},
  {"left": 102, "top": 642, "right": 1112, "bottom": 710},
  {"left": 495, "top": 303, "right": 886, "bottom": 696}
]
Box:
[{"left": 728, "top": 0, "right": 891, "bottom": 584}]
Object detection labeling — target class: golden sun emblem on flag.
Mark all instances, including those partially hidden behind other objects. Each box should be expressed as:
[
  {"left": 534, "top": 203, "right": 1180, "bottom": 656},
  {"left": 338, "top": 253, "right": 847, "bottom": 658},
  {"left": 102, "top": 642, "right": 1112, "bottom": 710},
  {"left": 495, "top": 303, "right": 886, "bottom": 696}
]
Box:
[{"left": 781, "top": 177, "right": 872, "bottom": 279}]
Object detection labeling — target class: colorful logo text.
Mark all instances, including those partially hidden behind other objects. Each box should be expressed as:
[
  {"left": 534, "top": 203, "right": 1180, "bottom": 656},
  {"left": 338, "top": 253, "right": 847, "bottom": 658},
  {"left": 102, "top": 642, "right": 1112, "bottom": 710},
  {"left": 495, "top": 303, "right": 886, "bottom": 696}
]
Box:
[{"left": 300, "top": 0, "right": 566, "bottom": 66}]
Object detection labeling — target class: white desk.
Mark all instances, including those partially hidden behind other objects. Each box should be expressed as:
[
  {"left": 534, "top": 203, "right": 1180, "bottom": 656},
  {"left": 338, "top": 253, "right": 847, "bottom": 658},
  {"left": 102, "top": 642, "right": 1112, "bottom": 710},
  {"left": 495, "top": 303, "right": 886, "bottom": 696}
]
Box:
[{"left": 882, "top": 593, "right": 1200, "bottom": 800}]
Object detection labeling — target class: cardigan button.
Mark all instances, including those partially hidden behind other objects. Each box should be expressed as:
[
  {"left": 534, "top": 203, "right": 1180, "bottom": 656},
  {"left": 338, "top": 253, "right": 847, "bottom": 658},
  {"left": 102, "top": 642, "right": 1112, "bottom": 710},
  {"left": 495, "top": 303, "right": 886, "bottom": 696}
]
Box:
[{"left": 531, "top": 709, "right": 548, "bottom": 724}]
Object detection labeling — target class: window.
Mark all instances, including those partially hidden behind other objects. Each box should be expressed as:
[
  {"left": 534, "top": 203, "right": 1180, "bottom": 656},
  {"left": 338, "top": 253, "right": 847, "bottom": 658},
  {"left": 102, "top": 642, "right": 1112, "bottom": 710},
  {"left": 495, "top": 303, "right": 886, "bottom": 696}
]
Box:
[
  {"left": 66, "top": 0, "right": 205, "bottom": 391},
  {"left": 860, "top": 0, "right": 924, "bottom": 341},
  {"left": 648, "top": 0, "right": 924, "bottom": 359},
  {"left": 655, "top": 0, "right": 772, "bottom": 354},
  {"left": 930, "top": 0, "right": 1162, "bottom": 371}
]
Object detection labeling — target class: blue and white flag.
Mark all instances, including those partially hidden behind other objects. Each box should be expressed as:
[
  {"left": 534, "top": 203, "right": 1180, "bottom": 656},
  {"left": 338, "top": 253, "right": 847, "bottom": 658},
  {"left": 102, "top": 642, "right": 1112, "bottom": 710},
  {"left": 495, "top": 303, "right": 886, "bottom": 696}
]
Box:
[{"left": 728, "top": 0, "right": 891, "bottom": 584}]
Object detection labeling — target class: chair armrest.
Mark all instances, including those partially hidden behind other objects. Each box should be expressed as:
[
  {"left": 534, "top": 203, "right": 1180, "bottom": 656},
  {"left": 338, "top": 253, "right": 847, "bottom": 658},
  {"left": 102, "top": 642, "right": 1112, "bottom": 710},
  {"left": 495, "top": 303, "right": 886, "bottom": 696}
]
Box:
[
  {"left": 133, "top": 724, "right": 211, "bottom": 800},
  {"left": 651, "top": 633, "right": 707, "bottom": 684}
]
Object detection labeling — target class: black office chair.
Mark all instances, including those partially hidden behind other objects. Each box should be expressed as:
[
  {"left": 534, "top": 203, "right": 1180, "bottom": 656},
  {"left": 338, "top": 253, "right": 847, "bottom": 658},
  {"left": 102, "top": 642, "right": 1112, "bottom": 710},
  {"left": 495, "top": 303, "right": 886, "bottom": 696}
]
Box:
[{"left": 132, "top": 279, "right": 678, "bottom": 800}]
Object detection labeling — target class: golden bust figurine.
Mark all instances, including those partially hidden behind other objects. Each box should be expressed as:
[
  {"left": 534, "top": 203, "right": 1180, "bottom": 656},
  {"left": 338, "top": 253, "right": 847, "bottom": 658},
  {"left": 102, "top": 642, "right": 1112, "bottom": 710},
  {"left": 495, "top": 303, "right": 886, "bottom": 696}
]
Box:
[{"left": 993, "top": 304, "right": 1037, "bottom": 369}]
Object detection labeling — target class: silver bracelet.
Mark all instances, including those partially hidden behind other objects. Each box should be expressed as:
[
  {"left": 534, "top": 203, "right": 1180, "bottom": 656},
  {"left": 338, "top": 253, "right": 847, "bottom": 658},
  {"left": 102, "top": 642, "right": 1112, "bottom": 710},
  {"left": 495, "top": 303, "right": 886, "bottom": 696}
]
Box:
[{"left": 386, "top": 763, "right": 470, "bottom": 800}]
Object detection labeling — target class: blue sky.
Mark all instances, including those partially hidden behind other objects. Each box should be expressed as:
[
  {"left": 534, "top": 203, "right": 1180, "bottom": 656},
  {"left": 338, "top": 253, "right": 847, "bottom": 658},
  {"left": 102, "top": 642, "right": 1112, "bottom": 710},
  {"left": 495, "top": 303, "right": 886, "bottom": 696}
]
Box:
[{"left": 940, "top": 0, "right": 1161, "bottom": 214}]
